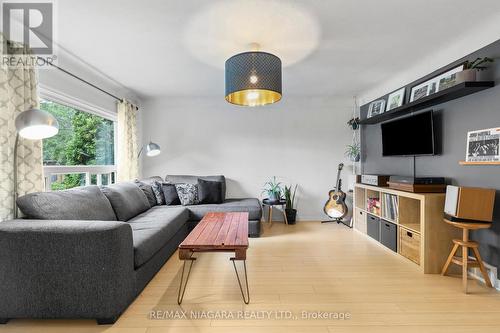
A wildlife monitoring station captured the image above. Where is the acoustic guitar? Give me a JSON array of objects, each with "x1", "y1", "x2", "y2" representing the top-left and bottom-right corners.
[{"x1": 323, "y1": 163, "x2": 348, "y2": 219}]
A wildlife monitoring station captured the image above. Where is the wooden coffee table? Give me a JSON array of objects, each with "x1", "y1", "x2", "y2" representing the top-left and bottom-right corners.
[{"x1": 177, "y1": 212, "x2": 250, "y2": 304}]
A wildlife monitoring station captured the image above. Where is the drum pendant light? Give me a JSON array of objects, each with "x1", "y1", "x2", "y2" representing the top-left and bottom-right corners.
[{"x1": 225, "y1": 46, "x2": 282, "y2": 107}]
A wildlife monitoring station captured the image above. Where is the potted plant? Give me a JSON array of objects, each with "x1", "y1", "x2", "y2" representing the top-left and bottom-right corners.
[
  {"x1": 347, "y1": 117, "x2": 360, "y2": 130},
  {"x1": 284, "y1": 184, "x2": 298, "y2": 224},
  {"x1": 262, "y1": 176, "x2": 282, "y2": 203},
  {"x1": 345, "y1": 143, "x2": 361, "y2": 162},
  {"x1": 457, "y1": 57, "x2": 494, "y2": 83}
]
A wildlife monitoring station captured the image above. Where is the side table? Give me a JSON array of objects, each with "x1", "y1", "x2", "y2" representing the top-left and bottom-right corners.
[{"x1": 262, "y1": 198, "x2": 288, "y2": 226}]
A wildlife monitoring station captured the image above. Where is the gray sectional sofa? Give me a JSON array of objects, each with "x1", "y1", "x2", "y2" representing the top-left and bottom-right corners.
[{"x1": 0, "y1": 175, "x2": 261, "y2": 324}]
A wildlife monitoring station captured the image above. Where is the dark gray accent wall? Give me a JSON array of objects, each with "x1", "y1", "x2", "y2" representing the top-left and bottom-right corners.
[{"x1": 361, "y1": 40, "x2": 500, "y2": 270}]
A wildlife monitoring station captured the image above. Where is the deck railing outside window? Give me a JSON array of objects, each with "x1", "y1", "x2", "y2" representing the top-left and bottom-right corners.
[{"x1": 43, "y1": 165, "x2": 116, "y2": 191}]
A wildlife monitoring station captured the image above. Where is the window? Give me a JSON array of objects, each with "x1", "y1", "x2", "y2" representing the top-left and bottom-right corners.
[{"x1": 40, "y1": 99, "x2": 116, "y2": 190}]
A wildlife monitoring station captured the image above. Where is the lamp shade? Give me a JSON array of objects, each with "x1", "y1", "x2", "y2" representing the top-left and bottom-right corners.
[
  {"x1": 15, "y1": 108, "x2": 59, "y2": 140},
  {"x1": 145, "y1": 142, "x2": 161, "y2": 157},
  {"x1": 225, "y1": 51, "x2": 282, "y2": 107}
]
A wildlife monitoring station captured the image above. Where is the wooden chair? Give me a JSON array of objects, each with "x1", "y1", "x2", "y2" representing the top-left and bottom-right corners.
[{"x1": 441, "y1": 219, "x2": 493, "y2": 293}]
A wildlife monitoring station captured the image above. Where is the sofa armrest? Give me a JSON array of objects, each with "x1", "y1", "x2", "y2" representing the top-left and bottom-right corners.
[{"x1": 0, "y1": 220, "x2": 135, "y2": 321}]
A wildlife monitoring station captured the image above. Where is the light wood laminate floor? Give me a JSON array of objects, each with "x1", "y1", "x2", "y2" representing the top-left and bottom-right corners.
[{"x1": 2, "y1": 221, "x2": 500, "y2": 333}]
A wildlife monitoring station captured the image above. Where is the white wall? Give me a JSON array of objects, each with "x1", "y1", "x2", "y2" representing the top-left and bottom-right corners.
[{"x1": 141, "y1": 95, "x2": 354, "y2": 221}]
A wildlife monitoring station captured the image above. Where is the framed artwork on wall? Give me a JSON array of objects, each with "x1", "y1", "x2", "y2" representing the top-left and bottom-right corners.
[
  {"x1": 367, "y1": 99, "x2": 386, "y2": 118},
  {"x1": 410, "y1": 65, "x2": 465, "y2": 102},
  {"x1": 465, "y1": 127, "x2": 500, "y2": 162},
  {"x1": 436, "y1": 65, "x2": 464, "y2": 91},
  {"x1": 386, "y1": 88, "x2": 405, "y2": 111}
]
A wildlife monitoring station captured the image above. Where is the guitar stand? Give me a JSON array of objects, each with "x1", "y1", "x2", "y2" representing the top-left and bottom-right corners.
[{"x1": 321, "y1": 218, "x2": 353, "y2": 228}]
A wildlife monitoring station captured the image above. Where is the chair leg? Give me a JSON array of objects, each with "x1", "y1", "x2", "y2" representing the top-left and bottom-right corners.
[
  {"x1": 472, "y1": 247, "x2": 493, "y2": 288},
  {"x1": 462, "y1": 246, "x2": 469, "y2": 293},
  {"x1": 442, "y1": 243, "x2": 459, "y2": 276}
]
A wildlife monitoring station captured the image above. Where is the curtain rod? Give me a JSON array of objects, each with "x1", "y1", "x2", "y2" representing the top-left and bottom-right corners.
[{"x1": 37, "y1": 57, "x2": 138, "y2": 110}]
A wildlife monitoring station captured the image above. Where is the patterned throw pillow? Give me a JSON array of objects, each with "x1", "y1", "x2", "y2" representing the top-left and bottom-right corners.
[
  {"x1": 151, "y1": 180, "x2": 165, "y2": 205},
  {"x1": 175, "y1": 183, "x2": 199, "y2": 206}
]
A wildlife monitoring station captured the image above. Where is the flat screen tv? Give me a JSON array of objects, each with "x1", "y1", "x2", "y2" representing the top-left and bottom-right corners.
[{"x1": 381, "y1": 111, "x2": 436, "y2": 156}]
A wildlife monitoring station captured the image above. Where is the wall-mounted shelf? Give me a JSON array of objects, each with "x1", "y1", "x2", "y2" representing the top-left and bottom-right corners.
[
  {"x1": 359, "y1": 81, "x2": 495, "y2": 125},
  {"x1": 459, "y1": 161, "x2": 500, "y2": 165}
]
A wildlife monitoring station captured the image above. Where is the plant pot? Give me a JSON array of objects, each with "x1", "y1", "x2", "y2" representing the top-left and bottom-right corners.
[
  {"x1": 350, "y1": 153, "x2": 361, "y2": 162},
  {"x1": 268, "y1": 192, "x2": 280, "y2": 203},
  {"x1": 456, "y1": 69, "x2": 477, "y2": 83},
  {"x1": 285, "y1": 208, "x2": 297, "y2": 224}
]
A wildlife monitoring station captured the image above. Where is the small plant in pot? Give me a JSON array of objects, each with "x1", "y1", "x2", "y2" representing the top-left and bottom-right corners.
[
  {"x1": 347, "y1": 117, "x2": 360, "y2": 130},
  {"x1": 262, "y1": 176, "x2": 282, "y2": 203},
  {"x1": 457, "y1": 57, "x2": 494, "y2": 82},
  {"x1": 345, "y1": 143, "x2": 361, "y2": 162},
  {"x1": 284, "y1": 184, "x2": 298, "y2": 224}
]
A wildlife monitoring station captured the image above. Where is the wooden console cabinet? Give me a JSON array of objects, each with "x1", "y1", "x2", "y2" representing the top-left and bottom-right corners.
[{"x1": 354, "y1": 183, "x2": 460, "y2": 274}]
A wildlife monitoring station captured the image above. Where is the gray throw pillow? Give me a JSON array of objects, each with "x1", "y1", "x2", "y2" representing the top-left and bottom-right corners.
[
  {"x1": 198, "y1": 179, "x2": 223, "y2": 204},
  {"x1": 175, "y1": 183, "x2": 199, "y2": 206},
  {"x1": 151, "y1": 180, "x2": 165, "y2": 205},
  {"x1": 161, "y1": 183, "x2": 180, "y2": 205},
  {"x1": 135, "y1": 180, "x2": 157, "y2": 207}
]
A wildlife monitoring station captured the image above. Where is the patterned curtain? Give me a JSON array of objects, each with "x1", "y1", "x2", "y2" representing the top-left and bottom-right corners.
[
  {"x1": 0, "y1": 35, "x2": 43, "y2": 221},
  {"x1": 116, "y1": 100, "x2": 139, "y2": 182}
]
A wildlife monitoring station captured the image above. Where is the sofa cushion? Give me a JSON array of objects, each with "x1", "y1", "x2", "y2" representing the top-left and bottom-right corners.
[
  {"x1": 151, "y1": 180, "x2": 165, "y2": 205},
  {"x1": 16, "y1": 185, "x2": 117, "y2": 221},
  {"x1": 175, "y1": 183, "x2": 199, "y2": 206},
  {"x1": 101, "y1": 182, "x2": 151, "y2": 221},
  {"x1": 198, "y1": 179, "x2": 223, "y2": 204},
  {"x1": 135, "y1": 180, "x2": 157, "y2": 207},
  {"x1": 165, "y1": 175, "x2": 226, "y2": 201},
  {"x1": 128, "y1": 206, "x2": 189, "y2": 267},
  {"x1": 186, "y1": 198, "x2": 262, "y2": 221},
  {"x1": 161, "y1": 183, "x2": 180, "y2": 205}
]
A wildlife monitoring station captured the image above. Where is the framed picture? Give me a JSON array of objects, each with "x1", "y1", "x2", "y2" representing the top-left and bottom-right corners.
[
  {"x1": 410, "y1": 79, "x2": 435, "y2": 102},
  {"x1": 465, "y1": 127, "x2": 500, "y2": 162},
  {"x1": 386, "y1": 88, "x2": 405, "y2": 111},
  {"x1": 367, "y1": 99, "x2": 386, "y2": 118},
  {"x1": 436, "y1": 65, "x2": 464, "y2": 91},
  {"x1": 410, "y1": 65, "x2": 464, "y2": 102}
]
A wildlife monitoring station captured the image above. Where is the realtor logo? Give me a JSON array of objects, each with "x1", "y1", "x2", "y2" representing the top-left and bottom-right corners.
[{"x1": 2, "y1": 1, "x2": 53, "y2": 54}]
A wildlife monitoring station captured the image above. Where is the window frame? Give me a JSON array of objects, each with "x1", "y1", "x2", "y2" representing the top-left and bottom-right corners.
[{"x1": 39, "y1": 85, "x2": 118, "y2": 190}]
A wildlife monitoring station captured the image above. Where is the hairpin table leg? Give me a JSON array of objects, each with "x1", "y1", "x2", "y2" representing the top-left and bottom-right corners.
[
  {"x1": 231, "y1": 258, "x2": 250, "y2": 304},
  {"x1": 177, "y1": 257, "x2": 196, "y2": 305}
]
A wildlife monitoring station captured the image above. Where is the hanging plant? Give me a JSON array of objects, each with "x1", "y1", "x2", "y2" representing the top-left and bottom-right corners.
[
  {"x1": 345, "y1": 143, "x2": 361, "y2": 162},
  {"x1": 347, "y1": 117, "x2": 360, "y2": 130}
]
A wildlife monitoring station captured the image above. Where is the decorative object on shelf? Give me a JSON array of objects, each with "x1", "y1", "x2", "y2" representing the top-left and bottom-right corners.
[
  {"x1": 437, "y1": 65, "x2": 464, "y2": 91},
  {"x1": 386, "y1": 87, "x2": 405, "y2": 111},
  {"x1": 284, "y1": 184, "x2": 298, "y2": 224},
  {"x1": 138, "y1": 141, "x2": 161, "y2": 158},
  {"x1": 345, "y1": 143, "x2": 361, "y2": 162},
  {"x1": 262, "y1": 176, "x2": 283, "y2": 203},
  {"x1": 347, "y1": 117, "x2": 360, "y2": 130},
  {"x1": 409, "y1": 65, "x2": 464, "y2": 102},
  {"x1": 225, "y1": 44, "x2": 282, "y2": 107},
  {"x1": 322, "y1": 163, "x2": 349, "y2": 226},
  {"x1": 367, "y1": 99, "x2": 386, "y2": 118},
  {"x1": 457, "y1": 57, "x2": 494, "y2": 83},
  {"x1": 13, "y1": 108, "x2": 59, "y2": 218},
  {"x1": 465, "y1": 127, "x2": 499, "y2": 163}
]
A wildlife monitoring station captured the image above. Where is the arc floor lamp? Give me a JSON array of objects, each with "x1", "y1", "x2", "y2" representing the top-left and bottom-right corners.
[{"x1": 13, "y1": 108, "x2": 59, "y2": 218}]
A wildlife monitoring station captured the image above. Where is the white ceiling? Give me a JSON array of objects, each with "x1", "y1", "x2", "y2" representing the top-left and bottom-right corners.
[{"x1": 56, "y1": 0, "x2": 500, "y2": 100}]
